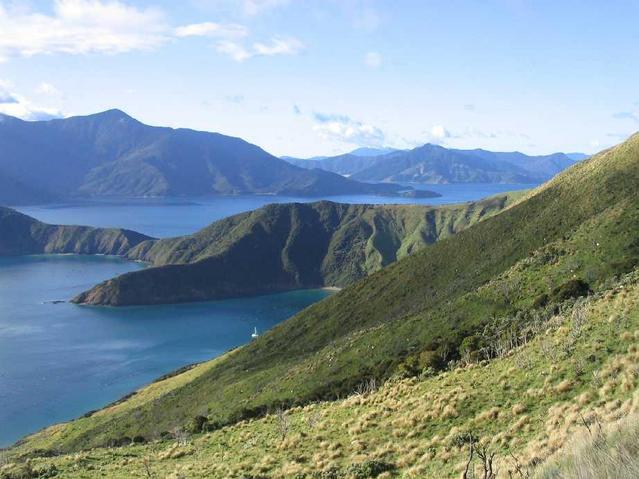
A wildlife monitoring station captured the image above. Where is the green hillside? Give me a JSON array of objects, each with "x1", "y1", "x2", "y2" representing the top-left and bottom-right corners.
[
  {"x1": 6, "y1": 265, "x2": 639, "y2": 478},
  {"x1": 73, "y1": 196, "x2": 517, "y2": 306},
  {"x1": 10, "y1": 132, "x2": 639, "y2": 459},
  {"x1": 0, "y1": 206, "x2": 152, "y2": 256}
]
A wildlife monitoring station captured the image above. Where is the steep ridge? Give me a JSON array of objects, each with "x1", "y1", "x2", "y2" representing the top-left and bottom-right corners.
[
  {"x1": 12, "y1": 133, "x2": 639, "y2": 454},
  {"x1": 0, "y1": 110, "x2": 409, "y2": 204},
  {"x1": 72, "y1": 195, "x2": 518, "y2": 306},
  {"x1": 0, "y1": 206, "x2": 152, "y2": 256}
]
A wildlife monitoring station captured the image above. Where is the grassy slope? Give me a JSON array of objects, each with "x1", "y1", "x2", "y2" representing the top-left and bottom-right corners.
[
  {"x1": 534, "y1": 412, "x2": 639, "y2": 479},
  {"x1": 7, "y1": 268, "x2": 639, "y2": 478},
  {"x1": 0, "y1": 206, "x2": 152, "y2": 256},
  {"x1": 12, "y1": 133, "x2": 639, "y2": 455},
  {"x1": 73, "y1": 196, "x2": 518, "y2": 305}
]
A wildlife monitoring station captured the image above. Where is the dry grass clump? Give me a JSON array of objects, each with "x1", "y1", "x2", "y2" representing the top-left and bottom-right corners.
[
  {"x1": 511, "y1": 403, "x2": 527, "y2": 415},
  {"x1": 474, "y1": 406, "x2": 500, "y2": 423},
  {"x1": 555, "y1": 379, "x2": 573, "y2": 394},
  {"x1": 157, "y1": 443, "x2": 195, "y2": 460},
  {"x1": 621, "y1": 331, "x2": 634, "y2": 342},
  {"x1": 534, "y1": 413, "x2": 639, "y2": 479}
]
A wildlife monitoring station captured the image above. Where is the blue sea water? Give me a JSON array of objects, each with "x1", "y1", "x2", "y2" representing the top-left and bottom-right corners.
[
  {"x1": 0, "y1": 255, "x2": 331, "y2": 446},
  {"x1": 1, "y1": 183, "x2": 536, "y2": 447},
  {"x1": 15, "y1": 183, "x2": 536, "y2": 238}
]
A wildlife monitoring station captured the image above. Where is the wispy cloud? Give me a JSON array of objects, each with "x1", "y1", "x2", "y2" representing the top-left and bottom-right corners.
[
  {"x1": 0, "y1": 80, "x2": 63, "y2": 120},
  {"x1": 613, "y1": 111, "x2": 639, "y2": 122},
  {"x1": 0, "y1": 86, "x2": 18, "y2": 104},
  {"x1": 174, "y1": 22, "x2": 247, "y2": 39},
  {"x1": 0, "y1": 1, "x2": 294, "y2": 63},
  {"x1": 216, "y1": 36, "x2": 303, "y2": 62},
  {"x1": 0, "y1": 0, "x2": 168, "y2": 59},
  {"x1": 36, "y1": 82, "x2": 61, "y2": 96},
  {"x1": 312, "y1": 112, "x2": 386, "y2": 147},
  {"x1": 364, "y1": 51, "x2": 382, "y2": 68}
]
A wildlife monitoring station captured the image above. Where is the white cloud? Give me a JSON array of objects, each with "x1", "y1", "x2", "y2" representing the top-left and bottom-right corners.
[
  {"x1": 364, "y1": 51, "x2": 382, "y2": 68},
  {"x1": 430, "y1": 125, "x2": 450, "y2": 140},
  {"x1": 217, "y1": 36, "x2": 303, "y2": 62},
  {"x1": 0, "y1": 0, "x2": 169, "y2": 58},
  {"x1": 0, "y1": 80, "x2": 63, "y2": 120},
  {"x1": 36, "y1": 82, "x2": 61, "y2": 96},
  {"x1": 0, "y1": 1, "x2": 300, "y2": 64},
  {"x1": 216, "y1": 41, "x2": 252, "y2": 61},
  {"x1": 313, "y1": 112, "x2": 385, "y2": 147},
  {"x1": 174, "y1": 22, "x2": 247, "y2": 39},
  {"x1": 253, "y1": 36, "x2": 303, "y2": 56}
]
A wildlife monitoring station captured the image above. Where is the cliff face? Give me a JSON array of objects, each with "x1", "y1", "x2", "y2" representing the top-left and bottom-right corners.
[
  {"x1": 72, "y1": 195, "x2": 517, "y2": 306},
  {"x1": 0, "y1": 207, "x2": 153, "y2": 256}
]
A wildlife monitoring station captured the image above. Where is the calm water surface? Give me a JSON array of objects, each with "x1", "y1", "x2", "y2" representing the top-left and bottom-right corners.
[
  {"x1": 0, "y1": 255, "x2": 330, "y2": 446},
  {"x1": 2, "y1": 184, "x2": 536, "y2": 446},
  {"x1": 16, "y1": 184, "x2": 536, "y2": 238}
]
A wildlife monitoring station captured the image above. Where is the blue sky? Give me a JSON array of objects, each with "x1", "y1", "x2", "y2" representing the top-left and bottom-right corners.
[{"x1": 0, "y1": 0, "x2": 637, "y2": 157}]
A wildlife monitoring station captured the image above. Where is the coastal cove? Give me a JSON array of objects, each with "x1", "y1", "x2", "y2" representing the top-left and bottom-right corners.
[{"x1": 0, "y1": 254, "x2": 331, "y2": 447}]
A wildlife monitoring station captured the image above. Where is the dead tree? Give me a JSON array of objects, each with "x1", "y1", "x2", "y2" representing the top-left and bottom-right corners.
[
  {"x1": 275, "y1": 408, "x2": 290, "y2": 441},
  {"x1": 461, "y1": 433, "x2": 497, "y2": 479}
]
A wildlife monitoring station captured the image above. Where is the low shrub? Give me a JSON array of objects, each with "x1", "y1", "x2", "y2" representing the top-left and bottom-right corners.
[{"x1": 551, "y1": 279, "x2": 591, "y2": 302}]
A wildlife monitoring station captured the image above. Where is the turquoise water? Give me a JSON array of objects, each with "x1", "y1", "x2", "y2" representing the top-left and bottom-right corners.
[
  {"x1": 0, "y1": 255, "x2": 331, "y2": 447},
  {"x1": 15, "y1": 184, "x2": 536, "y2": 238}
]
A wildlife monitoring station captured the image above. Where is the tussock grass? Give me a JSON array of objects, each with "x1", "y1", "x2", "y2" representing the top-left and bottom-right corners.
[{"x1": 534, "y1": 413, "x2": 639, "y2": 479}]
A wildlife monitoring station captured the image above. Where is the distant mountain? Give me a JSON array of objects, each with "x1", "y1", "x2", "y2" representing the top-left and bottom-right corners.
[
  {"x1": 72, "y1": 195, "x2": 517, "y2": 306},
  {"x1": 283, "y1": 143, "x2": 584, "y2": 183},
  {"x1": 348, "y1": 147, "x2": 400, "y2": 157},
  {"x1": 0, "y1": 206, "x2": 152, "y2": 256},
  {"x1": 282, "y1": 147, "x2": 400, "y2": 176},
  {"x1": 283, "y1": 153, "x2": 379, "y2": 176},
  {"x1": 448, "y1": 148, "x2": 578, "y2": 181},
  {"x1": 0, "y1": 110, "x2": 410, "y2": 205},
  {"x1": 565, "y1": 152, "x2": 590, "y2": 161}
]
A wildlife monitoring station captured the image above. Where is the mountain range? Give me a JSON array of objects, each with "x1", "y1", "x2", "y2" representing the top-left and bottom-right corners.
[
  {"x1": 0, "y1": 111, "x2": 413, "y2": 205},
  {"x1": 285, "y1": 144, "x2": 587, "y2": 183}
]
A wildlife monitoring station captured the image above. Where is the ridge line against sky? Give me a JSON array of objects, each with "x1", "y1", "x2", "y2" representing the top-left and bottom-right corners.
[{"x1": 0, "y1": 0, "x2": 637, "y2": 157}]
